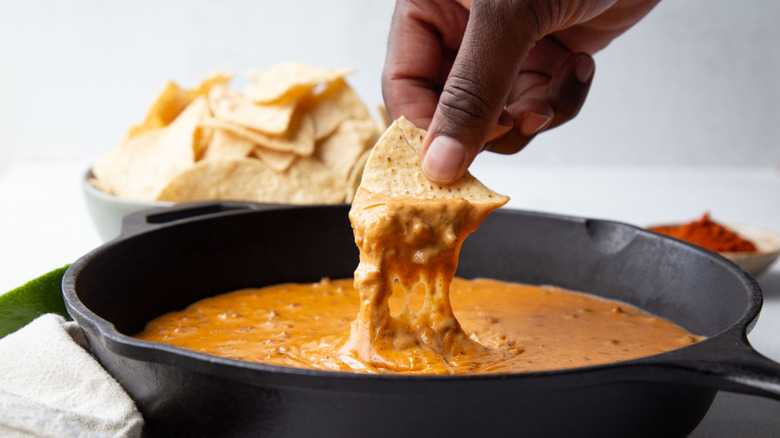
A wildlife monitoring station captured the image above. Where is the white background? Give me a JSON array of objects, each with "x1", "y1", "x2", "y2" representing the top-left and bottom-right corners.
[{"x1": 1, "y1": 0, "x2": 779, "y2": 172}]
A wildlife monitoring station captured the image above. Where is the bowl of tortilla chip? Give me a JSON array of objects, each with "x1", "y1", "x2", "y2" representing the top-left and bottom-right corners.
[{"x1": 84, "y1": 63, "x2": 385, "y2": 241}]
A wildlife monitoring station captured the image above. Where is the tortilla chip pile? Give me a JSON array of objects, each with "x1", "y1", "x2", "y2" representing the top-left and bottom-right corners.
[{"x1": 91, "y1": 63, "x2": 385, "y2": 204}]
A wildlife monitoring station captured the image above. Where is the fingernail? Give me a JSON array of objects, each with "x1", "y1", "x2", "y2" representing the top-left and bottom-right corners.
[
  {"x1": 422, "y1": 136, "x2": 466, "y2": 183},
  {"x1": 487, "y1": 111, "x2": 514, "y2": 142},
  {"x1": 575, "y1": 56, "x2": 595, "y2": 83},
  {"x1": 487, "y1": 123, "x2": 512, "y2": 142},
  {"x1": 520, "y1": 113, "x2": 552, "y2": 137}
]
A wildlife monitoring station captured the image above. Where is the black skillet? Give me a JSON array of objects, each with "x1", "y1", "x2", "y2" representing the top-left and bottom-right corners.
[{"x1": 62, "y1": 202, "x2": 780, "y2": 438}]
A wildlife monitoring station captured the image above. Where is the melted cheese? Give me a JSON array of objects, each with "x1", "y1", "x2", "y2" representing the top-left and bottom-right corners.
[
  {"x1": 336, "y1": 189, "x2": 514, "y2": 372},
  {"x1": 135, "y1": 277, "x2": 702, "y2": 374},
  {"x1": 135, "y1": 189, "x2": 703, "y2": 374}
]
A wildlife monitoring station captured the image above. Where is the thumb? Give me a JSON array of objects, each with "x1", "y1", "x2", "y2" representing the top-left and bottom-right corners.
[{"x1": 422, "y1": 1, "x2": 538, "y2": 183}]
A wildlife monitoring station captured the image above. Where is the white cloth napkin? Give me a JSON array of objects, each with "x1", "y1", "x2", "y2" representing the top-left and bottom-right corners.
[{"x1": 0, "y1": 314, "x2": 143, "y2": 437}]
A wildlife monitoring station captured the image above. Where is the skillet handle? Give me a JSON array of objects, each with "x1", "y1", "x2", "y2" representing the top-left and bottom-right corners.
[
  {"x1": 119, "y1": 201, "x2": 287, "y2": 237},
  {"x1": 663, "y1": 331, "x2": 780, "y2": 401}
]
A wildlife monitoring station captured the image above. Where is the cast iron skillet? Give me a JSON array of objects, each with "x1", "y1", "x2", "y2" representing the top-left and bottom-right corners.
[{"x1": 63, "y1": 202, "x2": 780, "y2": 438}]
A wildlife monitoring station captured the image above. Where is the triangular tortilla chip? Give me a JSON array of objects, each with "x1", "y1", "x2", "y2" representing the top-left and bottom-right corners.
[
  {"x1": 252, "y1": 146, "x2": 298, "y2": 172},
  {"x1": 345, "y1": 148, "x2": 371, "y2": 204},
  {"x1": 375, "y1": 104, "x2": 391, "y2": 131},
  {"x1": 208, "y1": 83, "x2": 297, "y2": 135},
  {"x1": 304, "y1": 78, "x2": 373, "y2": 140},
  {"x1": 94, "y1": 97, "x2": 211, "y2": 200},
  {"x1": 126, "y1": 81, "x2": 183, "y2": 137},
  {"x1": 156, "y1": 157, "x2": 345, "y2": 204},
  {"x1": 244, "y1": 63, "x2": 354, "y2": 104},
  {"x1": 358, "y1": 117, "x2": 509, "y2": 206},
  {"x1": 128, "y1": 71, "x2": 231, "y2": 138},
  {"x1": 315, "y1": 119, "x2": 378, "y2": 180},
  {"x1": 202, "y1": 129, "x2": 256, "y2": 161},
  {"x1": 200, "y1": 113, "x2": 315, "y2": 156}
]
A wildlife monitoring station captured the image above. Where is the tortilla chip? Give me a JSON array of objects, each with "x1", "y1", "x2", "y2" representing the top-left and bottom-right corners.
[
  {"x1": 345, "y1": 148, "x2": 371, "y2": 204},
  {"x1": 358, "y1": 117, "x2": 509, "y2": 206},
  {"x1": 128, "y1": 71, "x2": 230, "y2": 138},
  {"x1": 202, "y1": 125, "x2": 296, "y2": 171},
  {"x1": 94, "y1": 97, "x2": 210, "y2": 200},
  {"x1": 87, "y1": 176, "x2": 114, "y2": 195},
  {"x1": 201, "y1": 113, "x2": 316, "y2": 156},
  {"x1": 126, "y1": 81, "x2": 183, "y2": 137},
  {"x1": 251, "y1": 146, "x2": 297, "y2": 173},
  {"x1": 305, "y1": 78, "x2": 372, "y2": 140},
  {"x1": 244, "y1": 63, "x2": 354, "y2": 104},
  {"x1": 156, "y1": 157, "x2": 345, "y2": 204},
  {"x1": 193, "y1": 124, "x2": 214, "y2": 162},
  {"x1": 376, "y1": 104, "x2": 390, "y2": 131},
  {"x1": 315, "y1": 119, "x2": 378, "y2": 180},
  {"x1": 189, "y1": 70, "x2": 233, "y2": 99},
  {"x1": 208, "y1": 84, "x2": 297, "y2": 135},
  {"x1": 202, "y1": 129, "x2": 255, "y2": 161}
]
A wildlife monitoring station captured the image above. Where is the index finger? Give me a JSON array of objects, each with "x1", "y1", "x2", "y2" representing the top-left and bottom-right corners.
[{"x1": 381, "y1": 1, "x2": 467, "y2": 129}]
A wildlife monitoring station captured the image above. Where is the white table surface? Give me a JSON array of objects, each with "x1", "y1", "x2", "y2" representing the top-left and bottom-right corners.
[{"x1": 1, "y1": 157, "x2": 779, "y2": 436}]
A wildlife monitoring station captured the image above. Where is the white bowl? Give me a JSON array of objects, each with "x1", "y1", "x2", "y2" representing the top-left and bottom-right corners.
[
  {"x1": 82, "y1": 169, "x2": 173, "y2": 241},
  {"x1": 717, "y1": 224, "x2": 780, "y2": 277}
]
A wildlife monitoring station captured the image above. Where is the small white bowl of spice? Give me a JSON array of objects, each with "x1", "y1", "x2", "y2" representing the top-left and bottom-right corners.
[{"x1": 650, "y1": 213, "x2": 780, "y2": 277}]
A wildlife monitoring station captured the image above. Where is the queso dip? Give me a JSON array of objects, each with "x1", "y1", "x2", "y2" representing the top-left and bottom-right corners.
[{"x1": 135, "y1": 277, "x2": 702, "y2": 374}]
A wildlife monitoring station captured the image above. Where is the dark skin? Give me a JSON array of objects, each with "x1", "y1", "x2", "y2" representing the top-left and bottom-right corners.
[{"x1": 382, "y1": 0, "x2": 661, "y2": 183}]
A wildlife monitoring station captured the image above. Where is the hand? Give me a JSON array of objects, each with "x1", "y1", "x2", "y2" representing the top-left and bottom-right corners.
[{"x1": 382, "y1": 0, "x2": 660, "y2": 183}]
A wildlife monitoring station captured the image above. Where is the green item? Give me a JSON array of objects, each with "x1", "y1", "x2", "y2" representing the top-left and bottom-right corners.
[{"x1": 0, "y1": 265, "x2": 71, "y2": 338}]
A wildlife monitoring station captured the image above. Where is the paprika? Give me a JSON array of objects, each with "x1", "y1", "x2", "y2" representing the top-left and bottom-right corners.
[{"x1": 651, "y1": 213, "x2": 757, "y2": 253}]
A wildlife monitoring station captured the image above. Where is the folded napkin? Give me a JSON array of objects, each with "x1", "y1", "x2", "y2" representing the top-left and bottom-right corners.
[{"x1": 0, "y1": 314, "x2": 143, "y2": 437}]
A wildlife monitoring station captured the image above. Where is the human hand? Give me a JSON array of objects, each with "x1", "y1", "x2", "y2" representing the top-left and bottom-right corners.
[{"x1": 382, "y1": 0, "x2": 660, "y2": 183}]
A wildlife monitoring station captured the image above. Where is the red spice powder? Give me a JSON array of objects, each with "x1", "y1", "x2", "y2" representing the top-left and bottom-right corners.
[{"x1": 651, "y1": 213, "x2": 757, "y2": 253}]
